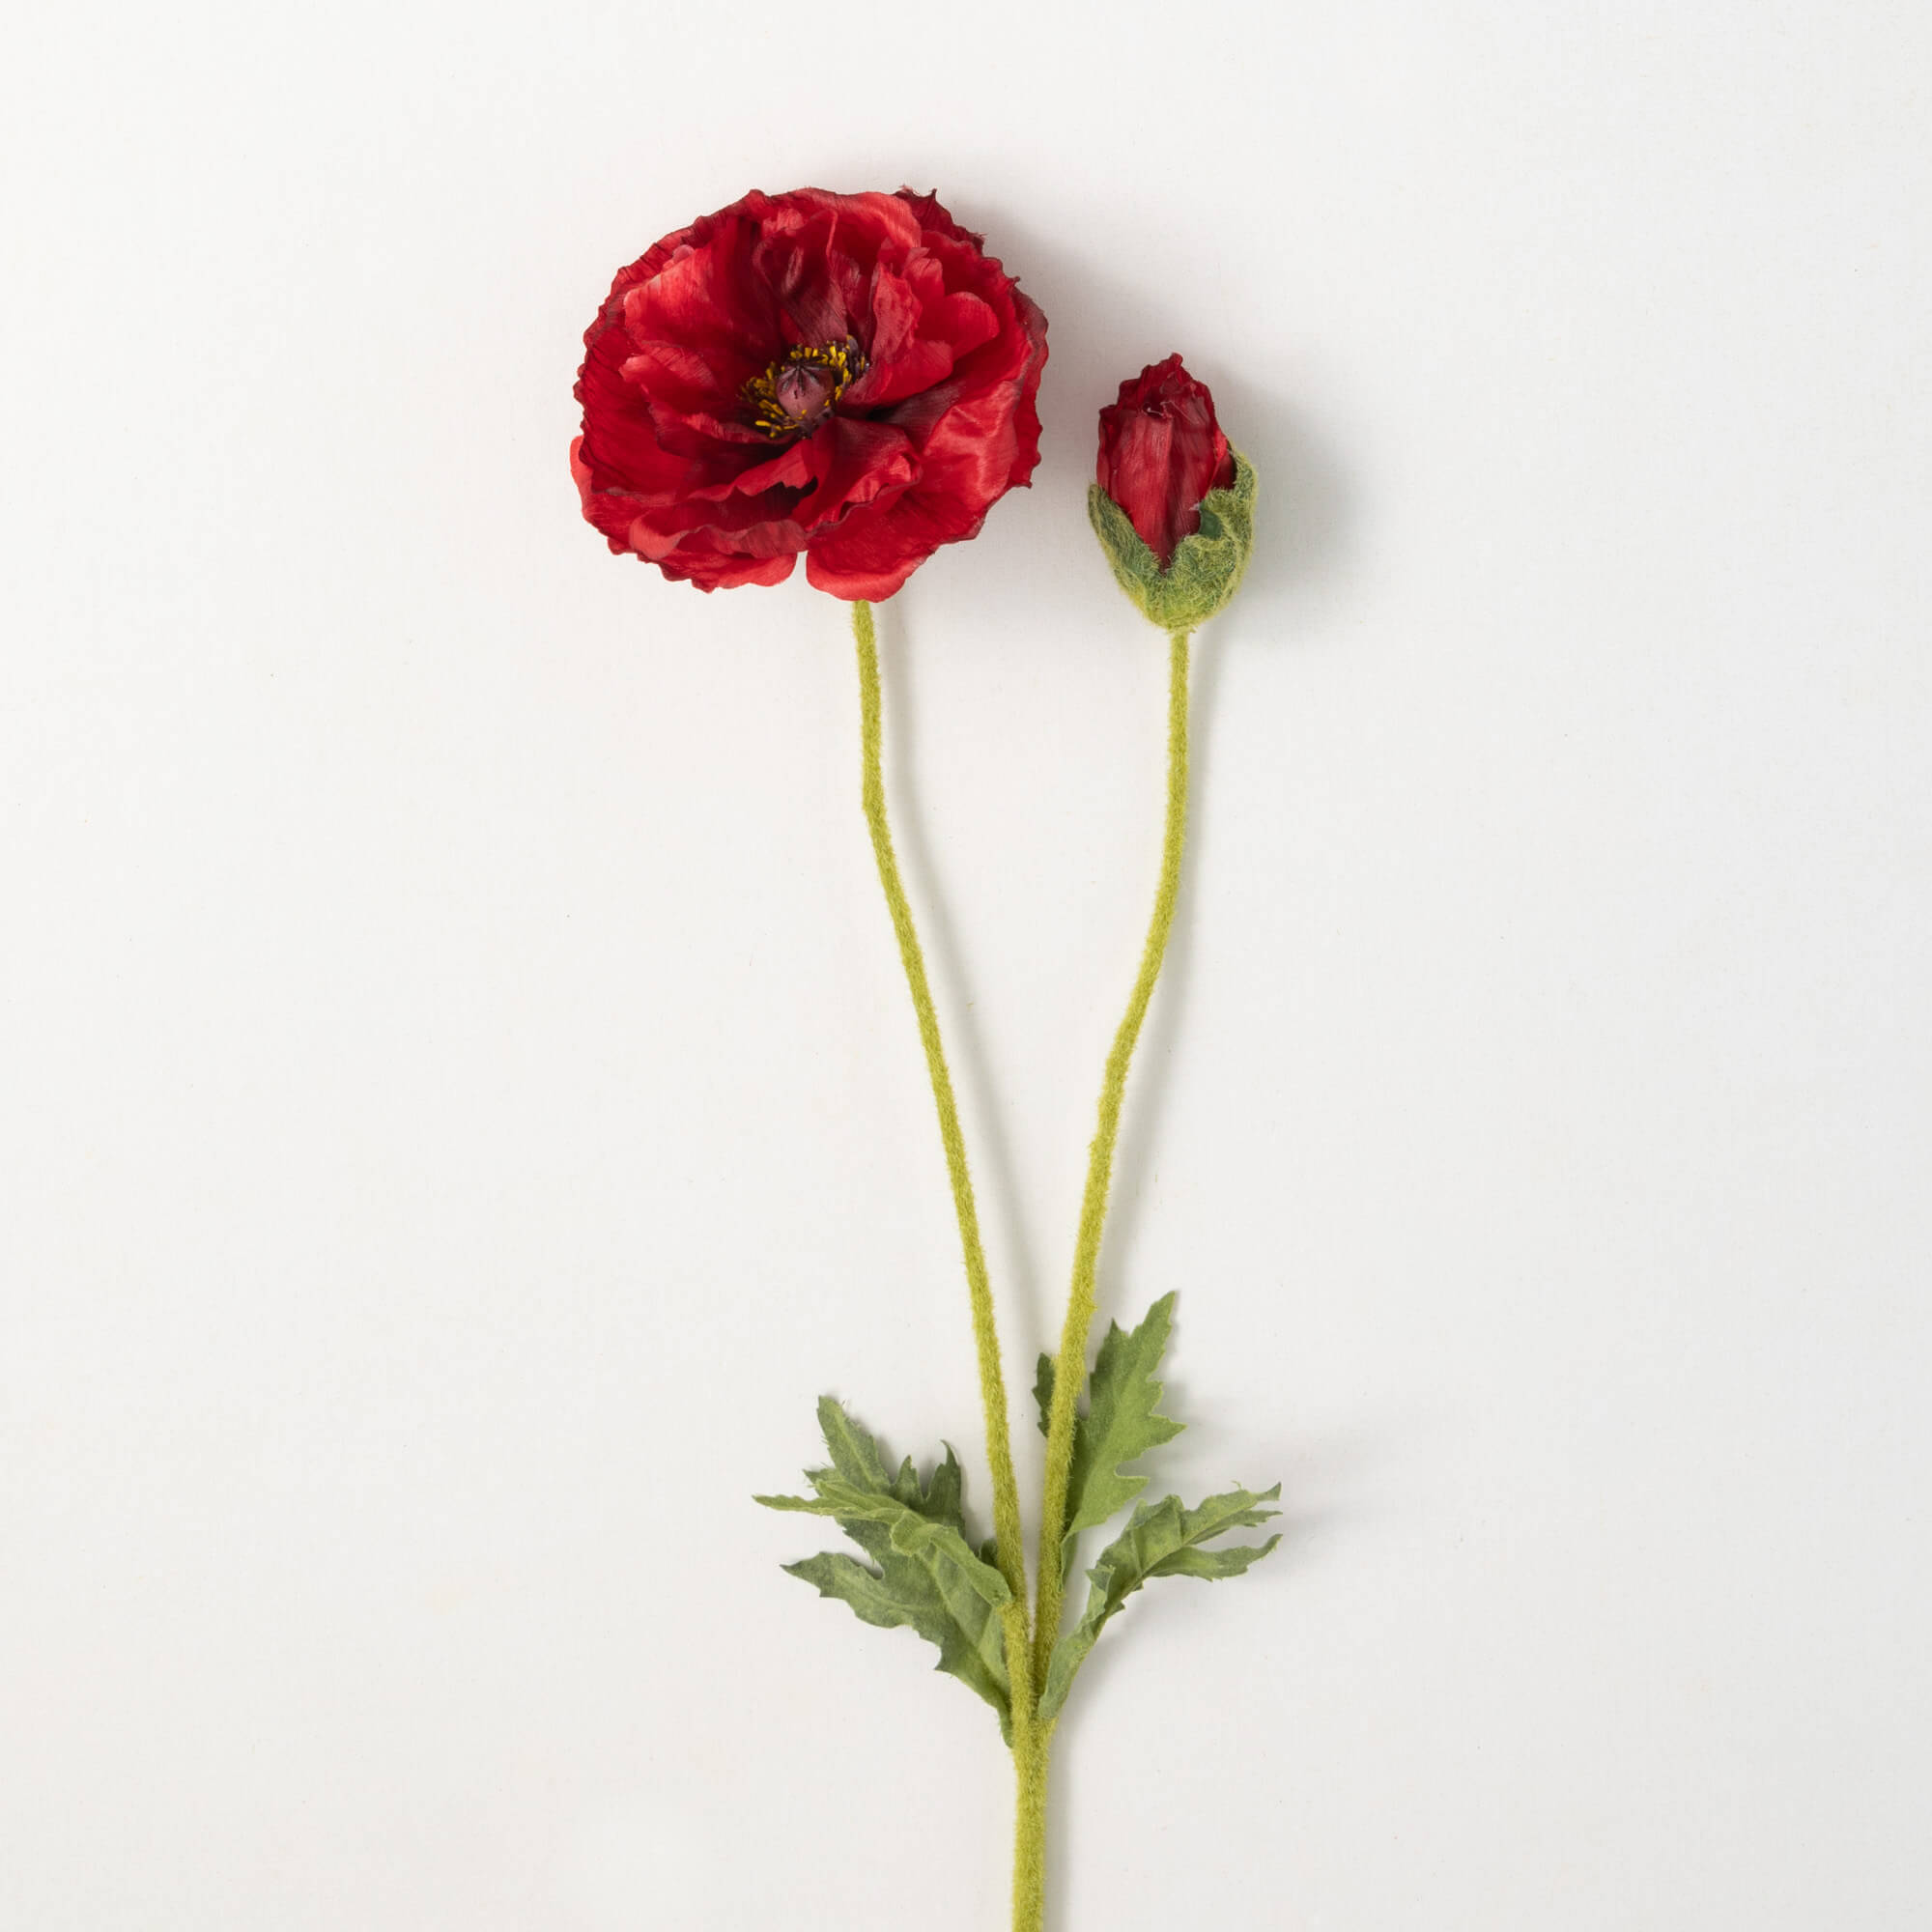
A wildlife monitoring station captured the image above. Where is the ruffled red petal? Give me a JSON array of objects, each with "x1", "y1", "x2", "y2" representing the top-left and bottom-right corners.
[
  {"x1": 573, "y1": 185, "x2": 1047, "y2": 597},
  {"x1": 1095, "y1": 355, "x2": 1232, "y2": 564}
]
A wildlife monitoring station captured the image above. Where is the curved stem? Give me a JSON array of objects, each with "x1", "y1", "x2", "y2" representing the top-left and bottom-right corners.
[
  {"x1": 850, "y1": 601, "x2": 1035, "y2": 1711},
  {"x1": 1033, "y1": 632, "x2": 1192, "y2": 1688}
]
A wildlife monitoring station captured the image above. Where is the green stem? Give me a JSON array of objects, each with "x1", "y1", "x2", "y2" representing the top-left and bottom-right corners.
[
  {"x1": 1011, "y1": 1729, "x2": 1051, "y2": 1932},
  {"x1": 1033, "y1": 632, "x2": 1192, "y2": 1688},
  {"x1": 849, "y1": 598, "x2": 1036, "y2": 1714}
]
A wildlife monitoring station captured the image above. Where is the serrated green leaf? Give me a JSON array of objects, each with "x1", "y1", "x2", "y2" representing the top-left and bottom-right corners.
[
  {"x1": 757, "y1": 1401, "x2": 1013, "y2": 1735},
  {"x1": 814, "y1": 1392, "x2": 894, "y2": 1490},
  {"x1": 1145, "y1": 1489, "x2": 1283, "y2": 1577},
  {"x1": 1037, "y1": 1482, "x2": 1282, "y2": 1724},
  {"x1": 781, "y1": 1549, "x2": 1012, "y2": 1730},
  {"x1": 756, "y1": 1475, "x2": 1010, "y2": 1605},
  {"x1": 1063, "y1": 1293, "x2": 1185, "y2": 1550},
  {"x1": 924, "y1": 1442, "x2": 964, "y2": 1526},
  {"x1": 1033, "y1": 1352, "x2": 1056, "y2": 1437}
]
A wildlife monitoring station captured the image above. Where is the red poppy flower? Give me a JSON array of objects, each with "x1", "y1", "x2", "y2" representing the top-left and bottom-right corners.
[
  {"x1": 1094, "y1": 355, "x2": 1236, "y2": 567},
  {"x1": 572, "y1": 187, "x2": 1048, "y2": 599}
]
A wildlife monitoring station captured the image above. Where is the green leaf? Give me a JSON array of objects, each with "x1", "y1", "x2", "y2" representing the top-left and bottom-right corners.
[
  {"x1": 814, "y1": 1392, "x2": 897, "y2": 1491},
  {"x1": 780, "y1": 1550, "x2": 1012, "y2": 1732},
  {"x1": 1037, "y1": 1483, "x2": 1282, "y2": 1725},
  {"x1": 758, "y1": 1475, "x2": 1009, "y2": 1605},
  {"x1": 757, "y1": 1400, "x2": 1013, "y2": 1735},
  {"x1": 1035, "y1": 1295, "x2": 1186, "y2": 1581},
  {"x1": 1061, "y1": 1292, "x2": 1185, "y2": 1562}
]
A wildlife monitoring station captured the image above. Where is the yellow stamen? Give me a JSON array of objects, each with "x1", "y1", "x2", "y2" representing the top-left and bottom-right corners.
[{"x1": 742, "y1": 338, "x2": 866, "y2": 439}]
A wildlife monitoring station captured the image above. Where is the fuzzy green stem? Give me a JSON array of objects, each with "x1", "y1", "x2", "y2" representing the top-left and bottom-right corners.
[
  {"x1": 1011, "y1": 1729, "x2": 1051, "y2": 1932},
  {"x1": 850, "y1": 600, "x2": 1036, "y2": 1711},
  {"x1": 1033, "y1": 632, "x2": 1192, "y2": 1687}
]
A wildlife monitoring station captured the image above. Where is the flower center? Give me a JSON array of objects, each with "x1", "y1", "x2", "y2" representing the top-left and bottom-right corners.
[{"x1": 743, "y1": 338, "x2": 867, "y2": 439}]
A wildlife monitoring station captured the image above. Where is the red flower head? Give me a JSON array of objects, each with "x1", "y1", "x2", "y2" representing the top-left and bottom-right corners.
[
  {"x1": 572, "y1": 187, "x2": 1048, "y2": 600},
  {"x1": 1094, "y1": 355, "x2": 1236, "y2": 567}
]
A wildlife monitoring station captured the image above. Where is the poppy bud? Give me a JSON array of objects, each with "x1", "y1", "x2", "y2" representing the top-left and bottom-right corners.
[{"x1": 1089, "y1": 355, "x2": 1255, "y2": 632}]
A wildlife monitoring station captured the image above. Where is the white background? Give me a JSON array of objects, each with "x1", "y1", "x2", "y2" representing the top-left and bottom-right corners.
[{"x1": 4, "y1": 3, "x2": 1929, "y2": 1926}]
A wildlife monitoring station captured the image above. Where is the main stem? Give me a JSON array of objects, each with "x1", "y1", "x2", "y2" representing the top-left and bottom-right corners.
[
  {"x1": 849, "y1": 598, "x2": 1037, "y2": 1739},
  {"x1": 1011, "y1": 1728, "x2": 1050, "y2": 1932},
  {"x1": 1033, "y1": 632, "x2": 1192, "y2": 1691},
  {"x1": 852, "y1": 607, "x2": 1192, "y2": 1932}
]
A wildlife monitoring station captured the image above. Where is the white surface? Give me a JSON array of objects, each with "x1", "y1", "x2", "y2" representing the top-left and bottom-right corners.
[{"x1": 4, "y1": 3, "x2": 1929, "y2": 1926}]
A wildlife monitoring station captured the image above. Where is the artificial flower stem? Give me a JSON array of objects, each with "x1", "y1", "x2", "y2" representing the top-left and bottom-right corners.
[
  {"x1": 850, "y1": 599, "x2": 1037, "y2": 1691},
  {"x1": 1011, "y1": 1728, "x2": 1051, "y2": 1932},
  {"x1": 1033, "y1": 631, "x2": 1192, "y2": 1686}
]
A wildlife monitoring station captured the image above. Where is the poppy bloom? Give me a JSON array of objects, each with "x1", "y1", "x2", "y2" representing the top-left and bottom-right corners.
[
  {"x1": 1094, "y1": 355, "x2": 1236, "y2": 567},
  {"x1": 573, "y1": 187, "x2": 1048, "y2": 599}
]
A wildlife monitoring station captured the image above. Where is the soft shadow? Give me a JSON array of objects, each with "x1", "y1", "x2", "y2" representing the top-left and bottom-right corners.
[
  {"x1": 944, "y1": 198, "x2": 1360, "y2": 604},
  {"x1": 867, "y1": 595, "x2": 1047, "y2": 1348},
  {"x1": 859, "y1": 206, "x2": 1362, "y2": 1929},
  {"x1": 862, "y1": 201, "x2": 1359, "y2": 1522},
  {"x1": 1094, "y1": 622, "x2": 1224, "y2": 1278},
  {"x1": 1094, "y1": 411, "x2": 1353, "y2": 1282},
  {"x1": 1037, "y1": 1410, "x2": 1398, "y2": 1909},
  {"x1": 936, "y1": 203, "x2": 1358, "y2": 1306}
]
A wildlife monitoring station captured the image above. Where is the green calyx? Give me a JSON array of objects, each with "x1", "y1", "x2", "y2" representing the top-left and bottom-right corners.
[{"x1": 1089, "y1": 446, "x2": 1257, "y2": 633}]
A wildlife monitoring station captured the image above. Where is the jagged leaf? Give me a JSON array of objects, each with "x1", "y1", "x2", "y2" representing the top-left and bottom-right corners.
[
  {"x1": 1039, "y1": 1293, "x2": 1185, "y2": 1582},
  {"x1": 1033, "y1": 1352, "x2": 1057, "y2": 1437},
  {"x1": 756, "y1": 1399, "x2": 1012, "y2": 1734},
  {"x1": 758, "y1": 1475, "x2": 1009, "y2": 1605},
  {"x1": 1037, "y1": 1483, "x2": 1282, "y2": 1724},
  {"x1": 815, "y1": 1393, "x2": 895, "y2": 1490}
]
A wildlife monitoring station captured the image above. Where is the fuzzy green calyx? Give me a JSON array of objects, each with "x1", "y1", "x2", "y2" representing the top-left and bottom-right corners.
[{"x1": 1089, "y1": 447, "x2": 1257, "y2": 633}]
